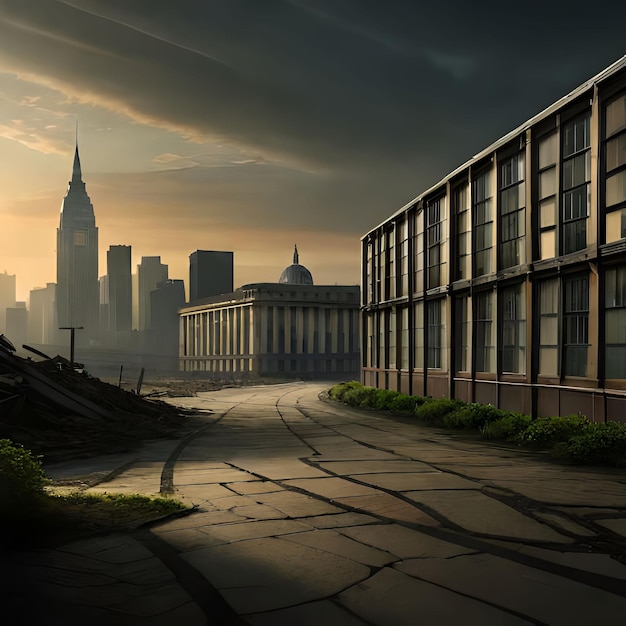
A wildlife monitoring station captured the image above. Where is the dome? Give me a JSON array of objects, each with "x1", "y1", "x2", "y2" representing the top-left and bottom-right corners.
[{"x1": 279, "y1": 245, "x2": 314, "y2": 285}]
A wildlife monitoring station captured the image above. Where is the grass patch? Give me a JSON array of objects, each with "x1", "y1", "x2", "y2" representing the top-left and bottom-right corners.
[
  {"x1": 327, "y1": 382, "x2": 626, "y2": 467},
  {"x1": 1, "y1": 438, "x2": 190, "y2": 546}
]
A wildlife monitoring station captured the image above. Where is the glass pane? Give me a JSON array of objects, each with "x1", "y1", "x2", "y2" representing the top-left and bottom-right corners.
[
  {"x1": 539, "y1": 347, "x2": 558, "y2": 375},
  {"x1": 540, "y1": 198, "x2": 557, "y2": 228},
  {"x1": 539, "y1": 168, "x2": 556, "y2": 198},
  {"x1": 606, "y1": 94, "x2": 626, "y2": 137},
  {"x1": 606, "y1": 170, "x2": 626, "y2": 208},
  {"x1": 539, "y1": 133, "x2": 558, "y2": 169},
  {"x1": 605, "y1": 308, "x2": 626, "y2": 344},
  {"x1": 606, "y1": 209, "x2": 626, "y2": 243},
  {"x1": 606, "y1": 133, "x2": 626, "y2": 172},
  {"x1": 562, "y1": 152, "x2": 590, "y2": 189},
  {"x1": 540, "y1": 316, "x2": 558, "y2": 344},
  {"x1": 606, "y1": 346, "x2": 626, "y2": 378},
  {"x1": 540, "y1": 229, "x2": 556, "y2": 260}
]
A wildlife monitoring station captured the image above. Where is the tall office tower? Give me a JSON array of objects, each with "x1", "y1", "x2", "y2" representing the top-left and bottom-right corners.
[
  {"x1": 56, "y1": 142, "x2": 99, "y2": 344},
  {"x1": 106, "y1": 245, "x2": 132, "y2": 333},
  {"x1": 6, "y1": 302, "x2": 27, "y2": 350},
  {"x1": 189, "y1": 250, "x2": 234, "y2": 301},
  {"x1": 0, "y1": 270, "x2": 16, "y2": 334},
  {"x1": 150, "y1": 279, "x2": 186, "y2": 356},
  {"x1": 137, "y1": 256, "x2": 168, "y2": 331},
  {"x1": 28, "y1": 283, "x2": 58, "y2": 346}
]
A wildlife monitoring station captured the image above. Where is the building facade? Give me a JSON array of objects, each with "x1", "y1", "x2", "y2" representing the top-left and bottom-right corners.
[
  {"x1": 180, "y1": 283, "x2": 360, "y2": 377},
  {"x1": 181, "y1": 247, "x2": 359, "y2": 377},
  {"x1": 137, "y1": 256, "x2": 168, "y2": 331},
  {"x1": 189, "y1": 250, "x2": 234, "y2": 302},
  {"x1": 56, "y1": 144, "x2": 99, "y2": 344},
  {"x1": 28, "y1": 283, "x2": 58, "y2": 346},
  {"x1": 0, "y1": 270, "x2": 16, "y2": 335},
  {"x1": 106, "y1": 245, "x2": 132, "y2": 334},
  {"x1": 361, "y1": 57, "x2": 626, "y2": 423}
]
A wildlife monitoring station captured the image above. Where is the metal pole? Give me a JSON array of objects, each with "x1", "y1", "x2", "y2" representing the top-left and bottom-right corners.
[{"x1": 59, "y1": 326, "x2": 84, "y2": 368}]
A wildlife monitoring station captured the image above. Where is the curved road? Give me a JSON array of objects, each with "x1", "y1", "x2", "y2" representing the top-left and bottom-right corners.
[{"x1": 51, "y1": 382, "x2": 626, "y2": 624}]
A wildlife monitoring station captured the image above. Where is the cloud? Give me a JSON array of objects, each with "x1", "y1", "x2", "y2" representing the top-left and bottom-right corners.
[{"x1": 2, "y1": 0, "x2": 622, "y2": 187}]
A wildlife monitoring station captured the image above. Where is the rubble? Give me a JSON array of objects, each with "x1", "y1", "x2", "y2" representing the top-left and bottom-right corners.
[{"x1": 0, "y1": 336, "x2": 201, "y2": 462}]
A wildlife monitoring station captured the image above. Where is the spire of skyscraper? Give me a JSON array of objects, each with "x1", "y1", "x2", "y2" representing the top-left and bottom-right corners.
[{"x1": 56, "y1": 133, "x2": 99, "y2": 343}]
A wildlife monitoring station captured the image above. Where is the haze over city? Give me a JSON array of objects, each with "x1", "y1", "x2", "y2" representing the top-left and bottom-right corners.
[{"x1": 1, "y1": 1, "x2": 625, "y2": 301}]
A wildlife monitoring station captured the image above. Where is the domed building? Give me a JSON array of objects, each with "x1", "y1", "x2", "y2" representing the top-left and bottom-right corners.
[
  {"x1": 179, "y1": 245, "x2": 360, "y2": 379},
  {"x1": 279, "y1": 245, "x2": 313, "y2": 285}
]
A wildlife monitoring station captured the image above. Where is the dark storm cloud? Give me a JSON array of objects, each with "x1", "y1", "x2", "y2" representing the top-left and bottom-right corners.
[{"x1": 1, "y1": 1, "x2": 625, "y2": 189}]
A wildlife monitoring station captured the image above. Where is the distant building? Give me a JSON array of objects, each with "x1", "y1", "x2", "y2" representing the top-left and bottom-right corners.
[
  {"x1": 0, "y1": 271, "x2": 16, "y2": 335},
  {"x1": 106, "y1": 245, "x2": 132, "y2": 334},
  {"x1": 189, "y1": 250, "x2": 234, "y2": 302},
  {"x1": 28, "y1": 283, "x2": 58, "y2": 346},
  {"x1": 180, "y1": 248, "x2": 360, "y2": 377},
  {"x1": 361, "y1": 56, "x2": 626, "y2": 422},
  {"x1": 56, "y1": 143, "x2": 99, "y2": 344},
  {"x1": 150, "y1": 279, "x2": 186, "y2": 357},
  {"x1": 6, "y1": 302, "x2": 27, "y2": 352},
  {"x1": 137, "y1": 256, "x2": 168, "y2": 331}
]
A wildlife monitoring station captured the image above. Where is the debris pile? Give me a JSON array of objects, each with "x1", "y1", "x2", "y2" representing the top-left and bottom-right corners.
[{"x1": 0, "y1": 336, "x2": 197, "y2": 461}]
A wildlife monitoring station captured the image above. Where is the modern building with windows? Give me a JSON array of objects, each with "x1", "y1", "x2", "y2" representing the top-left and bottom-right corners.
[
  {"x1": 361, "y1": 56, "x2": 626, "y2": 422},
  {"x1": 180, "y1": 248, "x2": 360, "y2": 378}
]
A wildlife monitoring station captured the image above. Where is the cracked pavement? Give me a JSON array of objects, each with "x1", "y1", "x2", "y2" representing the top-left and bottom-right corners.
[{"x1": 12, "y1": 381, "x2": 626, "y2": 625}]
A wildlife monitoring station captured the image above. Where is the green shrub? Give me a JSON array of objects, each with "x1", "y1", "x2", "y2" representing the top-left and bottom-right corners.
[
  {"x1": 564, "y1": 421, "x2": 626, "y2": 466},
  {"x1": 518, "y1": 414, "x2": 590, "y2": 448},
  {"x1": 371, "y1": 389, "x2": 400, "y2": 410},
  {"x1": 482, "y1": 414, "x2": 533, "y2": 441},
  {"x1": 388, "y1": 393, "x2": 427, "y2": 413},
  {"x1": 328, "y1": 380, "x2": 362, "y2": 401},
  {"x1": 0, "y1": 439, "x2": 48, "y2": 500},
  {"x1": 343, "y1": 385, "x2": 378, "y2": 408},
  {"x1": 414, "y1": 398, "x2": 464, "y2": 424},
  {"x1": 441, "y1": 407, "x2": 473, "y2": 429}
]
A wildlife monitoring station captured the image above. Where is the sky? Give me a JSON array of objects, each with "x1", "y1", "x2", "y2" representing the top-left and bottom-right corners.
[{"x1": 0, "y1": 1, "x2": 625, "y2": 302}]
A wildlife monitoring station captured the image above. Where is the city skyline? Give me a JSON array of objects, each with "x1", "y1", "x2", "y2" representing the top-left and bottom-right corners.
[{"x1": 1, "y1": 2, "x2": 625, "y2": 300}]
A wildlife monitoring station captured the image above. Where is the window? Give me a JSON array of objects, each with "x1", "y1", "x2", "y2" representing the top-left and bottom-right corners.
[
  {"x1": 605, "y1": 93, "x2": 626, "y2": 243},
  {"x1": 538, "y1": 132, "x2": 558, "y2": 260},
  {"x1": 473, "y1": 169, "x2": 494, "y2": 276},
  {"x1": 475, "y1": 292, "x2": 495, "y2": 372},
  {"x1": 500, "y1": 283, "x2": 526, "y2": 373},
  {"x1": 366, "y1": 239, "x2": 375, "y2": 304},
  {"x1": 454, "y1": 295, "x2": 470, "y2": 372},
  {"x1": 413, "y1": 209, "x2": 424, "y2": 294},
  {"x1": 561, "y1": 113, "x2": 591, "y2": 254},
  {"x1": 427, "y1": 300, "x2": 442, "y2": 368},
  {"x1": 563, "y1": 274, "x2": 589, "y2": 377},
  {"x1": 73, "y1": 230, "x2": 87, "y2": 246},
  {"x1": 499, "y1": 152, "x2": 526, "y2": 269},
  {"x1": 427, "y1": 197, "x2": 446, "y2": 289},
  {"x1": 385, "y1": 227, "x2": 396, "y2": 300},
  {"x1": 605, "y1": 266, "x2": 626, "y2": 379},
  {"x1": 400, "y1": 307, "x2": 409, "y2": 369},
  {"x1": 413, "y1": 301, "x2": 424, "y2": 369},
  {"x1": 365, "y1": 314, "x2": 374, "y2": 367},
  {"x1": 454, "y1": 184, "x2": 471, "y2": 280},
  {"x1": 538, "y1": 278, "x2": 559, "y2": 375},
  {"x1": 399, "y1": 220, "x2": 409, "y2": 297},
  {"x1": 388, "y1": 309, "x2": 397, "y2": 369}
]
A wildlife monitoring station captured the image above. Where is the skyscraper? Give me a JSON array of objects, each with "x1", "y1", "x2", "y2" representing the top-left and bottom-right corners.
[
  {"x1": 0, "y1": 270, "x2": 16, "y2": 335},
  {"x1": 137, "y1": 256, "x2": 168, "y2": 331},
  {"x1": 106, "y1": 245, "x2": 132, "y2": 334},
  {"x1": 189, "y1": 250, "x2": 234, "y2": 301},
  {"x1": 28, "y1": 283, "x2": 58, "y2": 346},
  {"x1": 56, "y1": 143, "x2": 99, "y2": 344}
]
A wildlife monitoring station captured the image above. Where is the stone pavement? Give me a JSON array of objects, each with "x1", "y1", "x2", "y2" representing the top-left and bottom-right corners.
[{"x1": 9, "y1": 382, "x2": 626, "y2": 625}]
